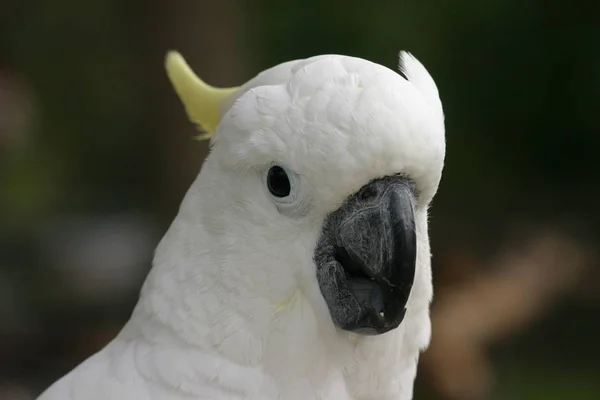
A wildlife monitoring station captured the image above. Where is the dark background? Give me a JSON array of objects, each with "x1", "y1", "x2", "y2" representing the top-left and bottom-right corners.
[{"x1": 1, "y1": 1, "x2": 599, "y2": 399}]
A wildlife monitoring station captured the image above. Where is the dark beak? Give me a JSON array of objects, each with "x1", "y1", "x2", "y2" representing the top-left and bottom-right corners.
[{"x1": 315, "y1": 175, "x2": 417, "y2": 335}]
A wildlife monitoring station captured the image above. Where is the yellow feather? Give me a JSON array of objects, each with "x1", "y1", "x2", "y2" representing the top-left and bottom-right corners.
[
  {"x1": 165, "y1": 51, "x2": 239, "y2": 139},
  {"x1": 275, "y1": 289, "x2": 300, "y2": 312}
]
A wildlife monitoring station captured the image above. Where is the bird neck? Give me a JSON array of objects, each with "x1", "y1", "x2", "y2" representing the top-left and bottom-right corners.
[{"x1": 120, "y1": 193, "x2": 432, "y2": 399}]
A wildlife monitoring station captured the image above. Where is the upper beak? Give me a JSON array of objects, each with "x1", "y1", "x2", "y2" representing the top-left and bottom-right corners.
[{"x1": 315, "y1": 175, "x2": 417, "y2": 335}]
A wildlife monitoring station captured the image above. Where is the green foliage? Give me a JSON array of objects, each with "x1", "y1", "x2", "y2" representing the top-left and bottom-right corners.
[
  {"x1": 2, "y1": 0, "x2": 150, "y2": 219},
  {"x1": 250, "y1": 0, "x2": 600, "y2": 219}
]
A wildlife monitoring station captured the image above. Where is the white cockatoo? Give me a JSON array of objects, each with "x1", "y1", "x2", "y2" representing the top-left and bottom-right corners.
[{"x1": 37, "y1": 49, "x2": 445, "y2": 400}]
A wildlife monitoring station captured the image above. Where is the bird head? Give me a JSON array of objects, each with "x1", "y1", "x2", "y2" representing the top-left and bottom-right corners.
[{"x1": 164, "y1": 51, "x2": 445, "y2": 337}]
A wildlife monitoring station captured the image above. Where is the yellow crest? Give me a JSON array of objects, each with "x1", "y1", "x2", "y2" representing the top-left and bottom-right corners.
[{"x1": 165, "y1": 51, "x2": 239, "y2": 140}]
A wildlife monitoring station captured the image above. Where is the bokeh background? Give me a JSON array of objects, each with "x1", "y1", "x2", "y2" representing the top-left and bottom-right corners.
[{"x1": 1, "y1": 1, "x2": 599, "y2": 399}]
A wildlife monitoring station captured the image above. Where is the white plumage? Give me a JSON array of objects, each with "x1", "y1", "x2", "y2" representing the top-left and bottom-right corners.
[{"x1": 37, "y1": 51, "x2": 445, "y2": 400}]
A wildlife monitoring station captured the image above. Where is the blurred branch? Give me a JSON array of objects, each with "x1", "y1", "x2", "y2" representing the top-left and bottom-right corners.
[
  {"x1": 145, "y1": 0, "x2": 248, "y2": 221},
  {"x1": 420, "y1": 228, "x2": 594, "y2": 400},
  {"x1": 0, "y1": 380, "x2": 34, "y2": 400}
]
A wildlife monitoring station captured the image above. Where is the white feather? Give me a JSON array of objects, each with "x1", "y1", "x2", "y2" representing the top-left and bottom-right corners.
[{"x1": 37, "y1": 52, "x2": 445, "y2": 400}]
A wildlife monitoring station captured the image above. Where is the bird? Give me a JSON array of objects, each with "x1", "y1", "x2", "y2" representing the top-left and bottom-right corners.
[{"x1": 37, "y1": 49, "x2": 445, "y2": 400}]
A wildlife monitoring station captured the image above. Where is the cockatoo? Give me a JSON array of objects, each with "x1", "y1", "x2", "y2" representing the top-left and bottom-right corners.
[{"x1": 37, "y1": 49, "x2": 445, "y2": 400}]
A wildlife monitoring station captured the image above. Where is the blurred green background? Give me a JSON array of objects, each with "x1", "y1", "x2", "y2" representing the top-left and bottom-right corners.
[{"x1": 1, "y1": 1, "x2": 599, "y2": 399}]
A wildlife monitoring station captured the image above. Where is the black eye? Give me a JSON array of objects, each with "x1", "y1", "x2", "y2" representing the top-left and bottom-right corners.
[{"x1": 267, "y1": 166, "x2": 291, "y2": 198}]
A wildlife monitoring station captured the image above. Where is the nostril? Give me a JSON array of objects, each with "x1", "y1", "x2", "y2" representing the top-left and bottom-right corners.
[{"x1": 357, "y1": 184, "x2": 378, "y2": 201}]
